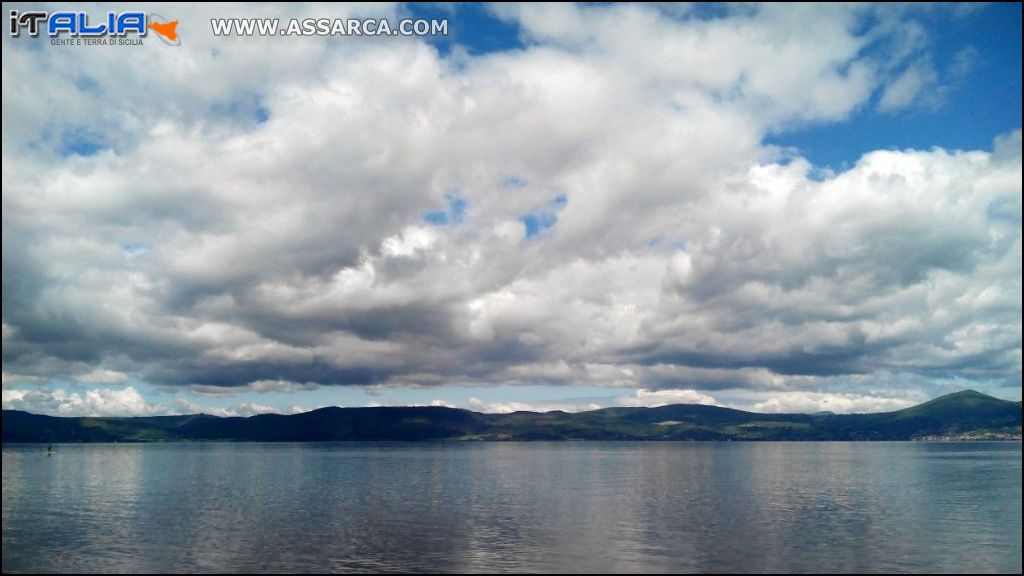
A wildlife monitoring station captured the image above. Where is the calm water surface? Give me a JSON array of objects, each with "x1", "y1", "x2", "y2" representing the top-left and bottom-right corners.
[{"x1": 3, "y1": 442, "x2": 1021, "y2": 573}]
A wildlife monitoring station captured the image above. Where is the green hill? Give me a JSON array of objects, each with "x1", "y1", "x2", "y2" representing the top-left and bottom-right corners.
[{"x1": 3, "y1": 390, "x2": 1020, "y2": 443}]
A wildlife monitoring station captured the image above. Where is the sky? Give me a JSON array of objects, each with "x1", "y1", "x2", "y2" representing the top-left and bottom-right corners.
[{"x1": 1, "y1": 2, "x2": 1021, "y2": 418}]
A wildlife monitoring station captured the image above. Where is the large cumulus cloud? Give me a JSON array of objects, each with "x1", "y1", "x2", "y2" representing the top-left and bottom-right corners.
[{"x1": 2, "y1": 3, "x2": 1020, "y2": 408}]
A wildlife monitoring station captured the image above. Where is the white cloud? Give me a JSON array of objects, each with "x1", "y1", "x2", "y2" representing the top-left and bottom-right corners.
[
  {"x1": 1, "y1": 4, "x2": 1019, "y2": 409},
  {"x1": 878, "y1": 60, "x2": 941, "y2": 112},
  {"x1": 74, "y1": 369, "x2": 129, "y2": 385},
  {"x1": 615, "y1": 389, "x2": 718, "y2": 408},
  {"x1": 363, "y1": 398, "x2": 458, "y2": 409},
  {"x1": 462, "y1": 388, "x2": 914, "y2": 415},
  {"x1": 948, "y1": 46, "x2": 980, "y2": 79},
  {"x1": 2, "y1": 372, "x2": 43, "y2": 386},
  {"x1": 1, "y1": 385, "x2": 314, "y2": 418},
  {"x1": 468, "y1": 397, "x2": 603, "y2": 414},
  {"x1": 190, "y1": 379, "x2": 319, "y2": 396},
  {"x1": 381, "y1": 226, "x2": 438, "y2": 258},
  {"x1": 729, "y1": 391, "x2": 919, "y2": 414},
  {"x1": 174, "y1": 398, "x2": 310, "y2": 417},
  {"x1": 2, "y1": 386, "x2": 166, "y2": 417}
]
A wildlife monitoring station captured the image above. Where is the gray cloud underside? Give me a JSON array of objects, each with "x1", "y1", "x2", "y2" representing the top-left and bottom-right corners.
[{"x1": 2, "y1": 3, "x2": 1020, "y2": 400}]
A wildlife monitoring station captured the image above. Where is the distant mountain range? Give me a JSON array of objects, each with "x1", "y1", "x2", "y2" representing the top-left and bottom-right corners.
[{"x1": 3, "y1": 390, "x2": 1021, "y2": 443}]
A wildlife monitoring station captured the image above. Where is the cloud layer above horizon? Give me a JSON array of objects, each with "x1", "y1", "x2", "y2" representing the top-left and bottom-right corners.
[{"x1": 2, "y1": 3, "x2": 1021, "y2": 416}]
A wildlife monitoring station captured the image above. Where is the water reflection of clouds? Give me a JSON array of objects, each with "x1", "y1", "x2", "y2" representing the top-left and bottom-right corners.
[{"x1": 2, "y1": 443, "x2": 1020, "y2": 572}]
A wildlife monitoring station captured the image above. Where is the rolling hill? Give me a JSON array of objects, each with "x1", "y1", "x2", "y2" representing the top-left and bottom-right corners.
[{"x1": 3, "y1": 390, "x2": 1020, "y2": 443}]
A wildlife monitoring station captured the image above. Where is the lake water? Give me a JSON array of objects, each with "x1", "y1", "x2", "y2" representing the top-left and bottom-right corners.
[{"x1": 2, "y1": 442, "x2": 1021, "y2": 573}]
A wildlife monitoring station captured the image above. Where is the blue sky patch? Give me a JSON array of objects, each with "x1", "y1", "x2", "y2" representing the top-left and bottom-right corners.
[
  {"x1": 211, "y1": 94, "x2": 271, "y2": 127},
  {"x1": 521, "y1": 195, "x2": 567, "y2": 238},
  {"x1": 406, "y1": 3, "x2": 525, "y2": 56},
  {"x1": 769, "y1": 3, "x2": 1021, "y2": 169},
  {"x1": 59, "y1": 128, "x2": 106, "y2": 157},
  {"x1": 424, "y1": 192, "x2": 468, "y2": 226}
]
